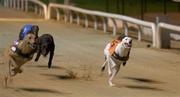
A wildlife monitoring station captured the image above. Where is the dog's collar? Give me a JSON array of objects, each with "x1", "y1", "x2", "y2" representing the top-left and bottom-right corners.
[{"x1": 112, "y1": 52, "x2": 128, "y2": 61}]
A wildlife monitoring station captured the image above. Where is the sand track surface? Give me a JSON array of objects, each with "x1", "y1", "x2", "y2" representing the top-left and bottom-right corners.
[{"x1": 0, "y1": 21, "x2": 179, "y2": 97}]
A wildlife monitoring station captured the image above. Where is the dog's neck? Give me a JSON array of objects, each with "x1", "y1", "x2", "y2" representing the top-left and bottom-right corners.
[
  {"x1": 115, "y1": 42, "x2": 130, "y2": 57},
  {"x1": 17, "y1": 40, "x2": 34, "y2": 54}
]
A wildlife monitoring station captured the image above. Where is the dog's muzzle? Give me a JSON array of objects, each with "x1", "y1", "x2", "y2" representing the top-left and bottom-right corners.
[
  {"x1": 29, "y1": 44, "x2": 35, "y2": 49},
  {"x1": 28, "y1": 42, "x2": 36, "y2": 49},
  {"x1": 124, "y1": 43, "x2": 131, "y2": 48}
]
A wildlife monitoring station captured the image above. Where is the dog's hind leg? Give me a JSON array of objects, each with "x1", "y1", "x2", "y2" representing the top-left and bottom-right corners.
[
  {"x1": 8, "y1": 58, "x2": 19, "y2": 79},
  {"x1": 106, "y1": 56, "x2": 112, "y2": 76},
  {"x1": 3, "y1": 73, "x2": 13, "y2": 87},
  {"x1": 3, "y1": 69, "x2": 12, "y2": 87},
  {"x1": 106, "y1": 57, "x2": 115, "y2": 86},
  {"x1": 6, "y1": 59, "x2": 15, "y2": 86}
]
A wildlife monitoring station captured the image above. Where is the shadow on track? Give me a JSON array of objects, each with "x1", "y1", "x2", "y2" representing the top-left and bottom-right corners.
[
  {"x1": 40, "y1": 73, "x2": 76, "y2": 80},
  {"x1": 27, "y1": 65, "x2": 64, "y2": 69},
  {"x1": 115, "y1": 76, "x2": 165, "y2": 91},
  {"x1": 123, "y1": 85, "x2": 164, "y2": 91},
  {"x1": 123, "y1": 76, "x2": 165, "y2": 84}
]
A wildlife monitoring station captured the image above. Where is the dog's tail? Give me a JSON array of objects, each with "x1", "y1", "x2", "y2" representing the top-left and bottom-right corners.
[
  {"x1": 101, "y1": 58, "x2": 107, "y2": 72},
  {"x1": 101, "y1": 66, "x2": 105, "y2": 72}
]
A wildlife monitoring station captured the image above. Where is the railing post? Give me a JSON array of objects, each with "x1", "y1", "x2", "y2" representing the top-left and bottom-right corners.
[
  {"x1": 3, "y1": 0, "x2": 6, "y2": 7},
  {"x1": 156, "y1": 23, "x2": 161, "y2": 48},
  {"x1": 152, "y1": 23, "x2": 156, "y2": 47},
  {"x1": 35, "y1": 6, "x2": 38, "y2": 14},
  {"x1": 25, "y1": 0, "x2": 28, "y2": 12},
  {"x1": 84, "y1": 14, "x2": 88, "y2": 28},
  {"x1": 8, "y1": 0, "x2": 10, "y2": 7},
  {"x1": 10, "y1": 0, "x2": 13, "y2": 8},
  {"x1": 55, "y1": 8, "x2": 60, "y2": 21},
  {"x1": 103, "y1": 17, "x2": 108, "y2": 33},
  {"x1": 21, "y1": 0, "x2": 24, "y2": 11},
  {"x1": 7, "y1": 0, "x2": 10, "y2": 7},
  {"x1": 43, "y1": 4, "x2": 48, "y2": 19},
  {"x1": 76, "y1": 12, "x2": 80, "y2": 25},
  {"x1": 39, "y1": 8, "x2": 43, "y2": 16},
  {"x1": 112, "y1": 18, "x2": 117, "y2": 36},
  {"x1": 13, "y1": 0, "x2": 16, "y2": 9},
  {"x1": 138, "y1": 25, "x2": 142, "y2": 41},
  {"x1": 17, "y1": 0, "x2": 20, "y2": 10},
  {"x1": 93, "y1": 16, "x2": 98, "y2": 30},
  {"x1": 123, "y1": 21, "x2": 128, "y2": 36},
  {"x1": 3, "y1": 0, "x2": 5, "y2": 7},
  {"x1": 70, "y1": 11, "x2": 73, "y2": 24},
  {"x1": 47, "y1": 5, "x2": 51, "y2": 19},
  {"x1": 64, "y1": 14, "x2": 68, "y2": 23}
]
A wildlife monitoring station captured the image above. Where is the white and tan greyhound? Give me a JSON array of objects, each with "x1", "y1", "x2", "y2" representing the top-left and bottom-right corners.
[
  {"x1": 4, "y1": 33, "x2": 37, "y2": 86},
  {"x1": 101, "y1": 36, "x2": 132, "y2": 86}
]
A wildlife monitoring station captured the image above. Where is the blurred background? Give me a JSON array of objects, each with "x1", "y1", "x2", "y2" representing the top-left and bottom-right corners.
[{"x1": 40, "y1": 0, "x2": 180, "y2": 24}]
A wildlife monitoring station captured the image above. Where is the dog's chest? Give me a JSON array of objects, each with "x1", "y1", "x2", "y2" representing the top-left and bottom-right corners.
[{"x1": 115, "y1": 44, "x2": 130, "y2": 57}]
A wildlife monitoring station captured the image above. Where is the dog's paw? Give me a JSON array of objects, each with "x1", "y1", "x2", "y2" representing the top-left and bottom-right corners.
[
  {"x1": 48, "y1": 63, "x2": 52, "y2": 68},
  {"x1": 110, "y1": 84, "x2": 115, "y2": 87},
  {"x1": 108, "y1": 81, "x2": 115, "y2": 87},
  {"x1": 109, "y1": 83, "x2": 115, "y2": 87}
]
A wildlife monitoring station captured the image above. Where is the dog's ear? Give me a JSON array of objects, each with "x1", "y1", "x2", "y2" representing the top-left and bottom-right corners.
[{"x1": 117, "y1": 35, "x2": 126, "y2": 40}]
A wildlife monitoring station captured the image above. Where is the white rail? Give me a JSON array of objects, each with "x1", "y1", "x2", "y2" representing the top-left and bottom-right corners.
[
  {"x1": 48, "y1": 3, "x2": 156, "y2": 47},
  {"x1": 3, "y1": 0, "x2": 48, "y2": 19},
  {"x1": 3, "y1": 2, "x2": 180, "y2": 49},
  {"x1": 156, "y1": 22, "x2": 180, "y2": 48}
]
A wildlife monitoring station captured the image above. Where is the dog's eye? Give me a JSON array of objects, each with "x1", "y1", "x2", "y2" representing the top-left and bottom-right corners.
[{"x1": 29, "y1": 37, "x2": 32, "y2": 39}]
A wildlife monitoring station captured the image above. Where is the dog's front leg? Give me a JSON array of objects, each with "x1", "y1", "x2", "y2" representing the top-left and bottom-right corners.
[
  {"x1": 35, "y1": 50, "x2": 41, "y2": 62},
  {"x1": 48, "y1": 48, "x2": 54, "y2": 68},
  {"x1": 109, "y1": 68, "x2": 118, "y2": 87},
  {"x1": 108, "y1": 57, "x2": 119, "y2": 87}
]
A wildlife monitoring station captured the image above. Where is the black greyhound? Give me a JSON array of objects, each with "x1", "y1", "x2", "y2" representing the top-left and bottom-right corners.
[{"x1": 35, "y1": 34, "x2": 55, "y2": 68}]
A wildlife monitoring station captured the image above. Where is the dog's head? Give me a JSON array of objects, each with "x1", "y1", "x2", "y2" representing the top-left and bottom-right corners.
[
  {"x1": 121, "y1": 36, "x2": 132, "y2": 48},
  {"x1": 31, "y1": 25, "x2": 39, "y2": 38},
  {"x1": 41, "y1": 43, "x2": 50, "y2": 56},
  {"x1": 24, "y1": 33, "x2": 37, "y2": 49}
]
